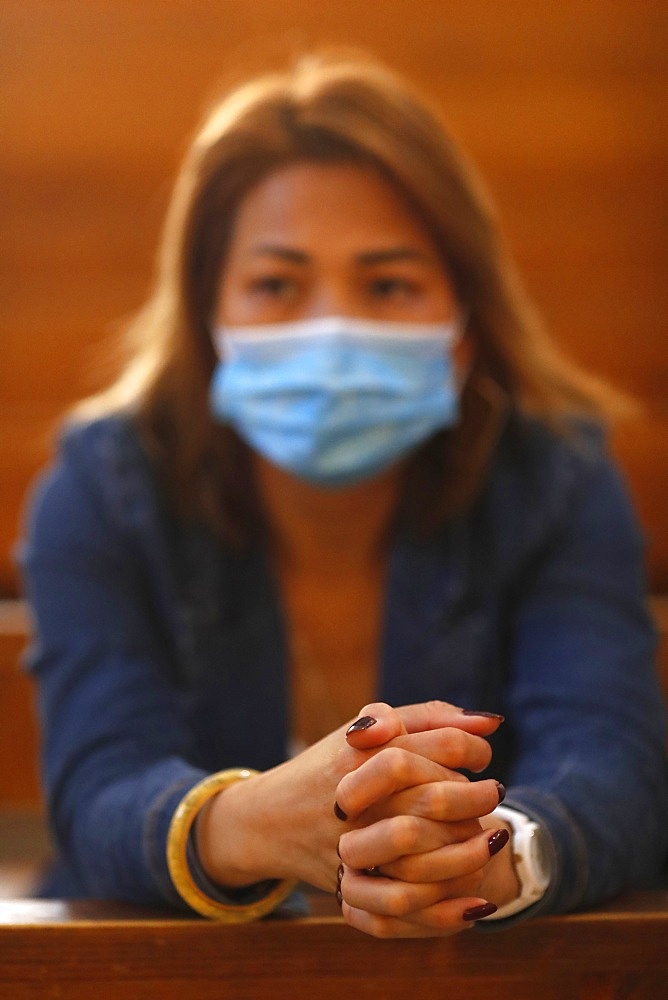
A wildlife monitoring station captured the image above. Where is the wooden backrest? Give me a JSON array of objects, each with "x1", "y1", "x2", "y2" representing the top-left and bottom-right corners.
[
  {"x1": 0, "y1": 604, "x2": 41, "y2": 806},
  {"x1": 1, "y1": 2, "x2": 667, "y2": 596}
]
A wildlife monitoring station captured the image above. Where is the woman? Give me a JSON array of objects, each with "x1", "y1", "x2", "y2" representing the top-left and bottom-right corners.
[{"x1": 20, "y1": 53, "x2": 667, "y2": 938}]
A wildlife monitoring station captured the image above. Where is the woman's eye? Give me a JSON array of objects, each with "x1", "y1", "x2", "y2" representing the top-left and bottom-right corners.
[
  {"x1": 250, "y1": 275, "x2": 297, "y2": 298},
  {"x1": 369, "y1": 276, "x2": 417, "y2": 299}
]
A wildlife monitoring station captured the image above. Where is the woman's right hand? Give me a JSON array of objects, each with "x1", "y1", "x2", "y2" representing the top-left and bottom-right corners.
[{"x1": 194, "y1": 701, "x2": 503, "y2": 905}]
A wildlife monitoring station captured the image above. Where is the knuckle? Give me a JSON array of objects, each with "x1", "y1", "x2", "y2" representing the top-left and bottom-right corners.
[
  {"x1": 380, "y1": 746, "x2": 410, "y2": 784},
  {"x1": 391, "y1": 814, "x2": 423, "y2": 854},
  {"x1": 446, "y1": 728, "x2": 490, "y2": 771},
  {"x1": 385, "y1": 883, "x2": 413, "y2": 917},
  {"x1": 432, "y1": 781, "x2": 453, "y2": 816},
  {"x1": 446, "y1": 728, "x2": 469, "y2": 760}
]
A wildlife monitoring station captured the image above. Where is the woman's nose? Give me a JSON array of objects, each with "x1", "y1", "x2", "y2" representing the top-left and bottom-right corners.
[{"x1": 304, "y1": 279, "x2": 358, "y2": 318}]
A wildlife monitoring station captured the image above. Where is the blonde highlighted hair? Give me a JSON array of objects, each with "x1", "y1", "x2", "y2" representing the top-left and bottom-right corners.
[{"x1": 76, "y1": 52, "x2": 626, "y2": 542}]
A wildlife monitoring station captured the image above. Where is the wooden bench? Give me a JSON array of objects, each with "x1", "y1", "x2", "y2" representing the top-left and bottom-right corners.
[
  {"x1": 1, "y1": 891, "x2": 666, "y2": 999},
  {"x1": 0, "y1": 601, "x2": 40, "y2": 807}
]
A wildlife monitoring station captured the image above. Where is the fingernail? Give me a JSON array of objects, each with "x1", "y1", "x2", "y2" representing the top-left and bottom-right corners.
[
  {"x1": 336, "y1": 888, "x2": 343, "y2": 907},
  {"x1": 462, "y1": 902, "x2": 497, "y2": 921},
  {"x1": 488, "y1": 828, "x2": 510, "y2": 857},
  {"x1": 346, "y1": 716, "x2": 377, "y2": 735},
  {"x1": 496, "y1": 781, "x2": 506, "y2": 804},
  {"x1": 461, "y1": 710, "x2": 505, "y2": 721},
  {"x1": 334, "y1": 801, "x2": 348, "y2": 821},
  {"x1": 337, "y1": 863, "x2": 344, "y2": 884}
]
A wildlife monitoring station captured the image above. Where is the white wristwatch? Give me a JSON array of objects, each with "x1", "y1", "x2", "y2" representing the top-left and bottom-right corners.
[{"x1": 482, "y1": 805, "x2": 551, "y2": 920}]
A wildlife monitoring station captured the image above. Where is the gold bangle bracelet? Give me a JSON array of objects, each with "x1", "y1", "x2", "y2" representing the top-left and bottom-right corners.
[{"x1": 166, "y1": 768, "x2": 298, "y2": 922}]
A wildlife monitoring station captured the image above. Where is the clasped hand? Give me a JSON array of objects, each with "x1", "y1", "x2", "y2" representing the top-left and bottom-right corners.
[
  {"x1": 332, "y1": 701, "x2": 508, "y2": 937},
  {"x1": 196, "y1": 700, "x2": 511, "y2": 938}
]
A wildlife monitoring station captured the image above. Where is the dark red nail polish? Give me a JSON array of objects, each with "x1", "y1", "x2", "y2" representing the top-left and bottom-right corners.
[
  {"x1": 334, "y1": 801, "x2": 348, "y2": 821},
  {"x1": 462, "y1": 902, "x2": 497, "y2": 921},
  {"x1": 346, "y1": 715, "x2": 377, "y2": 735},
  {"x1": 488, "y1": 828, "x2": 510, "y2": 857},
  {"x1": 461, "y1": 710, "x2": 505, "y2": 721},
  {"x1": 337, "y1": 863, "x2": 344, "y2": 884},
  {"x1": 336, "y1": 888, "x2": 343, "y2": 907},
  {"x1": 496, "y1": 781, "x2": 506, "y2": 804}
]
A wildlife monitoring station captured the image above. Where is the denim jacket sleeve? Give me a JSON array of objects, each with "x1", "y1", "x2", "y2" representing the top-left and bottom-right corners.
[
  {"x1": 494, "y1": 431, "x2": 668, "y2": 919},
  {"x1": 19, "y1": 420, "x2": 215, "y2": 908}
]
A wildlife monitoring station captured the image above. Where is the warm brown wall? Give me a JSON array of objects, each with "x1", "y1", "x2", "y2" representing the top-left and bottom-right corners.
[{"x1": 2, "y1": 0, "x2": 666, "y2": 594}]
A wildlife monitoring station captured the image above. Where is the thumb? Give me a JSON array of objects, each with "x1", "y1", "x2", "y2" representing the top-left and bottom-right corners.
[
  {"x1": 343, "y1": 702, "x2": 408, "y2": 750},
  {"x1": 345, "y1": 699, "x2": 505, "y2": 751}
]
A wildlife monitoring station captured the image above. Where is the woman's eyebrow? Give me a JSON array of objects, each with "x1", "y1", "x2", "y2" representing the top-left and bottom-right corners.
[
  {"x1": 246, "y1": 245, "x2": 433, "y2": 265},
  {"x1": 248, "y1": 244, "x2": 309, "y2": 263},
  {"x1": 355, "y1": 247, "x2": 433, "y2": 266}
]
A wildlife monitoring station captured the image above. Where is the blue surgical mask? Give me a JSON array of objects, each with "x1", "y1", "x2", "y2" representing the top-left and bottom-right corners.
[{"x1": 210, "y1": 315, "x2": 462, "y2": 488}]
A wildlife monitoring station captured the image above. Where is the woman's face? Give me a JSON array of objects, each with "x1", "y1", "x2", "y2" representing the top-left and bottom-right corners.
[{"x1": 214, "y1": 161, "x2": 459, "y2": 328}]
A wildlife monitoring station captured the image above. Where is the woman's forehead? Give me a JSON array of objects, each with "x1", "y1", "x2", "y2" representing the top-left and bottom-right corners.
[{"x1": 226, "y1": 161, "x2": 443, "y2": 262}]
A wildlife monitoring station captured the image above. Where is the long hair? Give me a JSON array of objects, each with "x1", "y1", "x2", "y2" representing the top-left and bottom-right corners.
[{"x1": 75, "y1": 53, "x2": 625, "y2": 542}]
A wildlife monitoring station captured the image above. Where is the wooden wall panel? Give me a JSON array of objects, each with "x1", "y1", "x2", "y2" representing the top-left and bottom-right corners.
[{"x1": 1, "y1": 1, "x2": 666, "y2": 593}]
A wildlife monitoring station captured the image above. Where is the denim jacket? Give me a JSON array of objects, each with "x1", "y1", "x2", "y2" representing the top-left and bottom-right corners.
[{"x1": 19, "y1": 413, "x2": 668, "y2": 917}]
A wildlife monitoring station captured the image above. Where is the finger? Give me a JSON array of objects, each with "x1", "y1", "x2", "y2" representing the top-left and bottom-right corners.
[
  {"x1": 339, "y1": 821, "x2": 499, "y2": 875},
  {"x1": 344, "y1": 701, "x2": 504, "y2": 751},
  {"x1": 338, "y1": 730, "x2": 494, "y2": 820},
  {"x1": 340, "y1": 815, "x2": 481, "y2": 870},
  {"x1": 341, "y1": 895, "x2": 497, "y2": 939},
  {"x1": 341, "y1": 866, "x2": 482, "y2": 917},
  {"x1": 378, "y1": 829, "x2": 510, "y2": 882},
  {"x1": 375, "y1": 777, "x2": 503, "y2": 824},
  {"x1": 395, "y1": 701, "x2": 504, "y2": 738},
  {"x1": 343, "y1": 702, "x2": 408, "y2": 750},
  {"x1": 391, "y1": 727, "x2": 493, "y2": 774},
  {"x1": 336, "y1": 746, "x2": 468, "y2": 821}
]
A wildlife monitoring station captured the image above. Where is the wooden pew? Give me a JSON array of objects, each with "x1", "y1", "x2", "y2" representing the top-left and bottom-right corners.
[
  {"x1": 1, "y1": 891, "x2": 666, "y2": 1000},
  {"x1": 0, "y1": 601, "x2": 40, "y2": 807},
  {"x1": 1, "y1": 2, "x2": 667, "y2": 597}
]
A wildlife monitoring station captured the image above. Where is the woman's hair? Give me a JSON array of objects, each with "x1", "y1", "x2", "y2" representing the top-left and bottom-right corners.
[{"x1": 76, "y1": 52, "x2": 626, "y2": 542}]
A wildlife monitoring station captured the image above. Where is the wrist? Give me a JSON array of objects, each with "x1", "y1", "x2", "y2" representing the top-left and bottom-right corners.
[
  {"x1": 195, "y1": 770, "x2": 276, "y2": 888},
  {"x1": 167, "y1": 768, "x2": 298, "y2": 920}
]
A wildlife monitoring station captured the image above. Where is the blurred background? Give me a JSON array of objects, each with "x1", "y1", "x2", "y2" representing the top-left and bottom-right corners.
[{"x1": 0, "y1": 1, "x2": 666, "y2": 864}]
